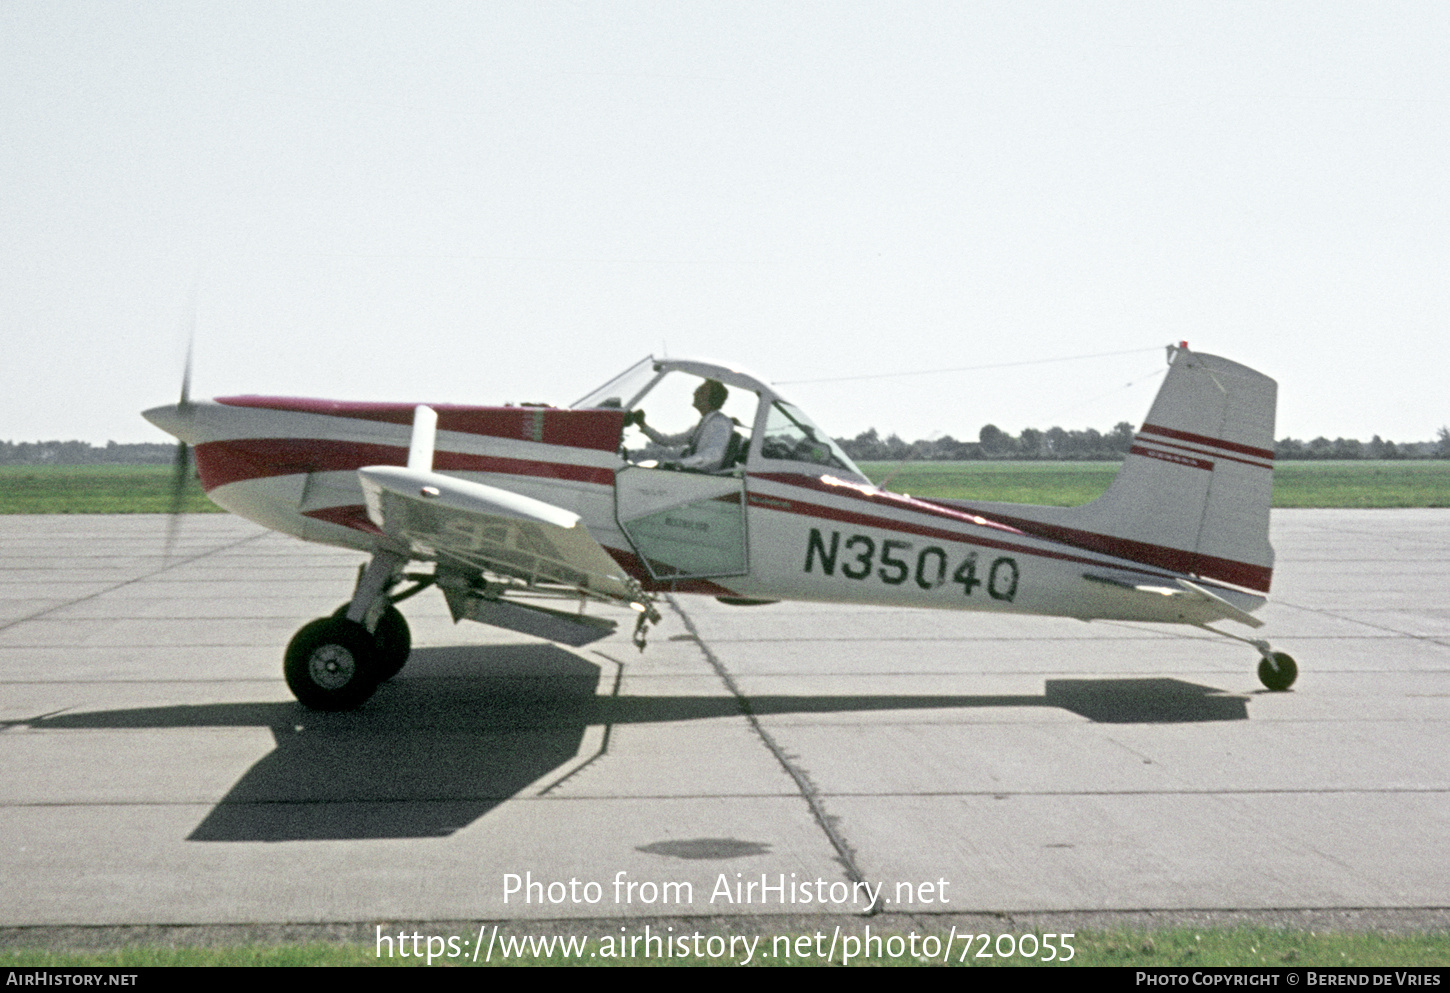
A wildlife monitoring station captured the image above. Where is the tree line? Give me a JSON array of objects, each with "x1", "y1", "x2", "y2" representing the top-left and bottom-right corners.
[
  {"x1": 3, "y1": 426, "x2": 1448, "y2": 465},
  {"x1": 833, "y1": 425, "x2": 1450, "y2": 462},
  {"x1": 0, "y1": 440, "x2": 175, "y2": 465}
]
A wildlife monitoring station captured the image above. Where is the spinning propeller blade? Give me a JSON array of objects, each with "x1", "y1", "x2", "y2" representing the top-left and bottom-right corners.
[{"x1": 163, "y1": 295, "x2": 197, "y2": 557}]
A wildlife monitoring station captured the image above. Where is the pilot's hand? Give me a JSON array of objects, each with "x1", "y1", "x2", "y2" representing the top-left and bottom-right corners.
[{"x1": 626, "y1": 409, "x2": 646, "y2": 428}]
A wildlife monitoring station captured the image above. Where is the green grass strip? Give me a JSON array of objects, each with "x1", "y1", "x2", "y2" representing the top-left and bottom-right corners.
[
  {"x1": 859, "y1": 460, "x2": 1450, "y2": 508},
  {"x1": 0, "y1": 466, "x2": 221, "y2": 514},
  {"x1": 3, "y1": 927, "x2": 1448, "y2": 967},
  {"x1": 2, "y1": 460, "x2": 1446, "y2": 513}
]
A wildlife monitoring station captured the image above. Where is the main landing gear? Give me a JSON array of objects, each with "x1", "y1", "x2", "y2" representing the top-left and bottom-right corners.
[{"x1": 284, "y1": 550, "x2": 432, "y2": 710}]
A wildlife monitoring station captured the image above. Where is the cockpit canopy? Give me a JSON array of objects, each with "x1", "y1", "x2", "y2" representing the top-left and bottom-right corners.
[{"x1": 572, "y1": 357, "x2": 869, "y2": 482}]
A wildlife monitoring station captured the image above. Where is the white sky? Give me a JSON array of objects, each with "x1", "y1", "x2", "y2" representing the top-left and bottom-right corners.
[{"x1": 3, "y1": 1, "x2": 1447, "y2": 445}]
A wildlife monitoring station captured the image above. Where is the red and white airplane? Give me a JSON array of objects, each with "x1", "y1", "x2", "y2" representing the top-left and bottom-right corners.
[{"x1": 143, "y1": 345, "x2": 1295, "y2": 710}]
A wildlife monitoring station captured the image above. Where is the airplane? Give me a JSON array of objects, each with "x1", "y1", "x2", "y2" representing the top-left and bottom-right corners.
[{"x1": 143, "y1": 343, "x2": 1296, "y2": 711}]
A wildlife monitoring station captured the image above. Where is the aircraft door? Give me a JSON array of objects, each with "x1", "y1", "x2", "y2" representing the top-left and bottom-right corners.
[{"x1": 614, "y1": 467, "x2": 748, "y2": 580}]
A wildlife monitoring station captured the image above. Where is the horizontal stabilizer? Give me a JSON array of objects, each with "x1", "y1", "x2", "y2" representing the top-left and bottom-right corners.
[
  {"x1": 1175, "y1": 578, "x2": 1265, "y2": 629},
  {"x1": 1082, "y1": 572, "x2": 1265, "y2": 628}
]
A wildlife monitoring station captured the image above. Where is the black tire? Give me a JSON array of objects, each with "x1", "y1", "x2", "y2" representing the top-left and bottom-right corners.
[
  {"x1": 1257, "y1": 651, "x2": 1298, "y2": 691},
  {"x1": 373, "y1": 606, "x2": 411, "y2": 681},
  {"x1": 332, "y1": 604, "x2": 411, "y2": 681},
  {"x1": 285, "y1": 616, "x2": 380, "y2": 710}
]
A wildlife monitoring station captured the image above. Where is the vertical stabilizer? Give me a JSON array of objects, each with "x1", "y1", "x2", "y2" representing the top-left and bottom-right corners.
[
  {"x1": 940, "y1": 346, "x2": 1277, "y2": 592},
  {"x1": 1097, "y1": 346, "x2": 1277, "y2": 589}
]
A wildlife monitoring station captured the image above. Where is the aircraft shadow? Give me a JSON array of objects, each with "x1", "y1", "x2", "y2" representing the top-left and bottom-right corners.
[{"x1": 21, "y1": 645, "x2": 1249, "y2": 842}]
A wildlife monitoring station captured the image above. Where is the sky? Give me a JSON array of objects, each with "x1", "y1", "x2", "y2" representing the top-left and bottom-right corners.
[{"x1": 3, "y1": 1, "x2": 1447, "y2": 446}]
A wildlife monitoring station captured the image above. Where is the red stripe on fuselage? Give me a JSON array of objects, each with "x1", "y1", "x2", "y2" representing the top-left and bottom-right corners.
[
  {"x1": 216, "y1": 396, "x2": 626, "y2": 452},
  {"x1": 932, "y1": 502, "x2": 1271, "y2": 593},
  {"x1": 754, "y1": 473, "x2": 1272, "y2": 593},
  {"x1": 194, "y1": 437, "x2": 615, "y2": 491}
]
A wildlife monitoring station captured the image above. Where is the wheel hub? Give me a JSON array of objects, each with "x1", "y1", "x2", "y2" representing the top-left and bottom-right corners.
[{"x1": 308, "y1": 644, "x2": 356, "y2": 690}]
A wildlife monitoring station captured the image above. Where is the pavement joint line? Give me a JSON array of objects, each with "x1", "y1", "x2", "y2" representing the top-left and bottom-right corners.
[
  {"x1": 1274, "y1": 600, "x2": 1450, "y2": 649},
  {"x1": 0, "y1": 530, "x2": 269, "y2": 635},
  {"x1": 5, "y1": 787, "x2": 1450, "y2": 809},
  {"x1": 665, "y1": 593, "x2": 882, "y2": 916},
  {"x1": 1103, "y1": 611, "x2": 1450, "y2": 655}
]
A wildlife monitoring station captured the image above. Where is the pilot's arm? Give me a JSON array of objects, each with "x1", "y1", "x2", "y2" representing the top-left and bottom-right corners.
[{"x1": 631, "y1": 413, "x2": 671, "y2": 447}]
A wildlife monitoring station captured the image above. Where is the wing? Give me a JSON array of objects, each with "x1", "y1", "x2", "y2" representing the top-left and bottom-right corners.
[{"x1": 357, "y1": 464, "x2": 636, "y2": 605}]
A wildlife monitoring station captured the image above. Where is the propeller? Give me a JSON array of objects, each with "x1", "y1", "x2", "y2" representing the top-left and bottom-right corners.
[{"x1": 163, "y1": 284, "x2": 198, "y2": 558}]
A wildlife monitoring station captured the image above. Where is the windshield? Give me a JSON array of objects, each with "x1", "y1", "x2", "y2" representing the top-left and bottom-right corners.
[
  {"x1": 759, "y1": 401, "x2": 867, "y2": 480},
  {"x1": 570, "y1": 357, "x2": 662, "y2": 411}
]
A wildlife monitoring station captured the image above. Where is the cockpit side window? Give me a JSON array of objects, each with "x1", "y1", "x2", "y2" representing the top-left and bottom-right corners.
[
  {"x1": 757, "y1": 401, "x2": 867, "y2": 479},
  {"x1": 619, "y1": 370, "x2": 756, "y2": 472}
]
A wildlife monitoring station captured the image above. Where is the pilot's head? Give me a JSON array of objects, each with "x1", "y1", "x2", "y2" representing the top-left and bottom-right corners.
[{"x1": 693, "y1": 379, "x2": 728, "y2": 414}]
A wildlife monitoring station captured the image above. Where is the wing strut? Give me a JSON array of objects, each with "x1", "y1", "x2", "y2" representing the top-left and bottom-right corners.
[{"x1": 408, "y1": 405, "x2": 437, "y2": 471}]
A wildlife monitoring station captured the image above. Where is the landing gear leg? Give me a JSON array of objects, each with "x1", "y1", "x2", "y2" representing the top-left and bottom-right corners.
[
  {"x1": 330, "y1": 556, "x2": 432, "y2": 681},
  {"x1": 345, "y1": 550, "x2": 413, "y2": 680},
  {"x1": 1197, "y1": 624, "x2": 1298, "y2": 692},
  {"x1": 345, "y1": 550, "x2": 408, "y2": 629}
]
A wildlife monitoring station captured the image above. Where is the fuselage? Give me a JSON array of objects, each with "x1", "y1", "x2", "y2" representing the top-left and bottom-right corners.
[{"x1": 144, "y1": 393, "x2": 1267, "y2": 626}]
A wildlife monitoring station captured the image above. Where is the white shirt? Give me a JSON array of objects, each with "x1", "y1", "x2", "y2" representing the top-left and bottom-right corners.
[{"x1": 640, "y1": 409, "x2": 735, "y2": 471}]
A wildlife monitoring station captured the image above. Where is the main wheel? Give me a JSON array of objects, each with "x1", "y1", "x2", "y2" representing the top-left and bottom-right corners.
[
  {"x1": 332, "y1": 604, "x2": 411, "y2": 681},
  {"x1": 1257, "y1": 651, "x2": 1298, "y2": 691},
  {"x1": 372, "y1": 606, "x2": 411, "y2": 681},
  {"x1": 285, "y1": 616, "x2": 380, "y2": 710}
]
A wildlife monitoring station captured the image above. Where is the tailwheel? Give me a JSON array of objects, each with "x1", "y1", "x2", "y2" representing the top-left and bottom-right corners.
[
  {"x1": 332, "y1": 604, "x2": 412, "y2": 681},
  {"x1": 285, "y1": 616, "x2": 380, "y2": 710},
  {"x1": 1257, "y1": 651, "x2": 1298, "y2": 691}
]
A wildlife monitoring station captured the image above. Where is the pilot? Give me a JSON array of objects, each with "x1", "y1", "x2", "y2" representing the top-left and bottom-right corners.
[{"x1": 629, "y1": 379, "x2": 734, "y2": 471}]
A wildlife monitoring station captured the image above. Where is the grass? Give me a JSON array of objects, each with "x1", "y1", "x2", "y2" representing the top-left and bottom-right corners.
[
  {"x1": 1268, "y1": 460, "x2": 1450, "y2": 508},
  {"x1": 0, "y1": 465, "x2": 220, "y2": 514},
  {"x1": 859, "y1": 459, "x2": 1450, "y2": 508},
  {"x1": 860, "y1": 461, "x2": 1121, "y2": 506},
  {"x1": 2, "y1": 460, "x2": 1446, "y2": 514},
  {"x1": 2, "y1": 927, "x2": 1448, "y2": 967}
]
